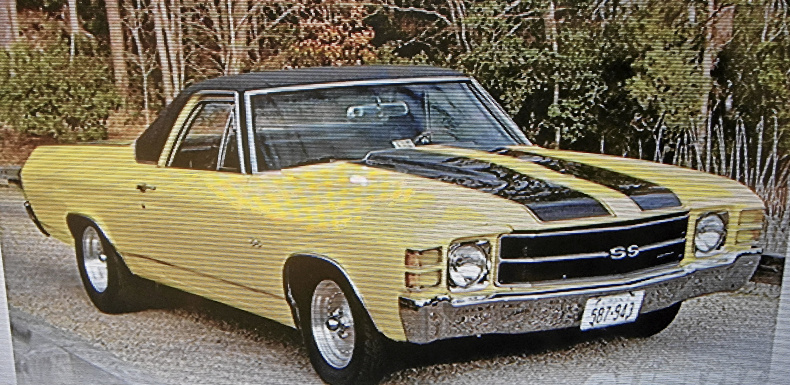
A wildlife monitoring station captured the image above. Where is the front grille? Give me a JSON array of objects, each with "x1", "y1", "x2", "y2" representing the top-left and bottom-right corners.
[{"x1": 497, "y1": 212, "x2": 688, "y2": 285}]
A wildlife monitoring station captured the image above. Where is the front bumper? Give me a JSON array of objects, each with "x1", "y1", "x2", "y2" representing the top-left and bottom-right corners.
[{"x1": 399, "y1": 251, "x2": 760, "y2": 344}]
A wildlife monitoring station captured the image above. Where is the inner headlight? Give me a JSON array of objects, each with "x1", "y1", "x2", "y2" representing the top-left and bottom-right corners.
[
  {"x1": 695, "y1": 213, "x2": 727, "y2": 253},
  {"x1": 448, "y1": 242, "x2": 489, "y2": 289}
]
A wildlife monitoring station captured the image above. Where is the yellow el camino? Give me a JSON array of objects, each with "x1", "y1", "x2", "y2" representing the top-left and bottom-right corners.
[{"x1": 21, "y1": 66, "x2": 764, "y2": 384}]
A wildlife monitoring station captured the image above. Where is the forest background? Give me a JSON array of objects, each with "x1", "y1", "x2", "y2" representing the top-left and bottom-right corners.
[{"x1": 0, "y1": 0, "x2": 788, "y2": 252}]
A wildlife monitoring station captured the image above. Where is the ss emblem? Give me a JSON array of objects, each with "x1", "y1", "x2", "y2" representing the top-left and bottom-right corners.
[{"x1": 609, "y1": 245, "x2": 640, "y2": 260}]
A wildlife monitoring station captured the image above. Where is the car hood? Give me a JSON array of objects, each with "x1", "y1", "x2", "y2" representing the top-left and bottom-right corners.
[{"x1": 262, "y1": 145, "x2": 759, "y2": 246}]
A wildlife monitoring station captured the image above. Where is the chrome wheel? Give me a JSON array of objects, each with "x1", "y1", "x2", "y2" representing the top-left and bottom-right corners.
[
  {"x1": 81, "y1": 226, "x2": 109, "y2": 293},
  {"x1": 310, "y1": 279, "x2": 355, "y2": 369}
]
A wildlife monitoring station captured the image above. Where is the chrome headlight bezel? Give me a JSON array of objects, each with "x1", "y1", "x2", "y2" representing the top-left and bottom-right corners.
[
  {"x1": 447, "y1": 241, "x2": 490, "y2": 291},
  {"x1": 694, "y1": 212, "x2": 728, "y2": 255}
]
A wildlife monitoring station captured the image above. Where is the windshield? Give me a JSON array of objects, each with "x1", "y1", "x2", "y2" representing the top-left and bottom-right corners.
[{"x1": 251, "y1": 81, "x2": 529, "y2": 171}]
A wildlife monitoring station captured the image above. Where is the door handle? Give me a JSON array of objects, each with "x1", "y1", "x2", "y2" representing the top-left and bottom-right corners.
[{"x1": 136, "y1": 183, "x2": 156, "y2": 192}]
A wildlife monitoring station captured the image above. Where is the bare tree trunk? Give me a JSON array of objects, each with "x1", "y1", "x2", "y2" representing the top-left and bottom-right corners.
[
  {"x1": 729, "y1": 128, "x2": 737, "y2": 178},
  {"x1": 154, "y1": 0, "x2": 183, "y2": 104},
  {"x1": 698, "y1": 2, "x2": 734, "y2": 170},
  {"x1": 68, "y1": 0, "x2": 79, "y2": 59},
  {"x1": 697, "y1": 0, "x2": 716, "y2": 170},
  {"x1": 653, "y1": 127, "x2": 662, "y2": 162},
  {"x1": 0, "y1": 0, "x2": 18, "y2": 50},
  {"x1": 226, "y1": 0, "x2": 241, "y2": 75},
  {"x1": 716, "y1": 117, "x2": 727, "y2": 175},
  {"x1": 754, "y1": 116, "x2": 765, "y2": 188},
  {"x1": 105, "y1": 0, "x2": 128, "y2": 95},
  {"x1": 733, "y1": 119, "x2": 748, "y2": 182},
  {"x1": 126, "y1": 0, "x2": 156, "y2": 125},
  {"x1": 638, "y1": 138, "x2": 643, "y2": 159},
  {"x1": 759, "y1": 115, "x2": 780, "y2": 193},
  {"x1": 740, "y1": 121, "x2": 748, "y2": 183},
  {"x1": 163, "y1": 0, "x2": 181, "y2": 97},
  {"x1": 174, "y1": 1, "x2": 184, "y2": 89},
  {"x1": 766, "y1": 116, "x2": 779, "y2": 191},
  {"x1": 447, "y1": 0, "x2": 470, "y2": 53},
  {"x1": 653, "y1": 115, "x2": 665, "y2": 163},
  {"x1": 544, "y1": 0, "x2": 561, "y2": 148},
  {"x1": 154, "y1": 0, "x2": 173, "y2": 103}
]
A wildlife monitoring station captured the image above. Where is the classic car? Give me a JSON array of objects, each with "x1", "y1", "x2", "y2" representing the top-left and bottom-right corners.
[{"x1": 21, "y1": 66, "x2": 764, "y2": 384}]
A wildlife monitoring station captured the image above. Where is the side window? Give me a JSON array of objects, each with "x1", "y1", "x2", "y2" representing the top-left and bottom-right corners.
[{"x1": 169, "y1": 101, "x2": 240, "y2": 172}]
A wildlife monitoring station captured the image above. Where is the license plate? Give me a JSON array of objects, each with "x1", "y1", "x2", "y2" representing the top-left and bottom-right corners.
[{"x1": 580, "y1": 291, "x2": 645, "y2": 331}]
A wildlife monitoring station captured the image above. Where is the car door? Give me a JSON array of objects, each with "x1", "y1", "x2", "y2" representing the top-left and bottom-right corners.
[{"x1": 132, "y1": 93, "x2": 254, "y2": 288}]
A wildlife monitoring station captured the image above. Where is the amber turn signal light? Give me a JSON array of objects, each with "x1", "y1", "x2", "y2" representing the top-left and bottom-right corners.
[{"x1": 405, "y1": 247, "x2": 441, "y2": 268}]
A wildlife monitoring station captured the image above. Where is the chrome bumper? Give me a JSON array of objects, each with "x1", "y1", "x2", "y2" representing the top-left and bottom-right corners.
[{"x1": 399, "y1": 251, "x2": 761, "y2": 344}]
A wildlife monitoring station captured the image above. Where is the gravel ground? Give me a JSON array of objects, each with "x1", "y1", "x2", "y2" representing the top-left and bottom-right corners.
[{"x1": 1, "y1": 185, "x2": 781, "y2": 384}]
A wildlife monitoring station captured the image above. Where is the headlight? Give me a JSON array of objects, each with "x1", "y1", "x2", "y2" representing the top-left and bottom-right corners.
[
  {"x1": 694, "y1": 213, "x2": 727, "y2": 253},
  {"x1": 448, "y1": 242, "x2": 489, "y2": 289}
]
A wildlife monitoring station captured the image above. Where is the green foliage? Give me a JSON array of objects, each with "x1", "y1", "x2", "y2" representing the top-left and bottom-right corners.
[
  {"x1": 16, "y1": 0, "x2": 67, "y2": 14},
  {"x1": 620, "y1": 0, "x2": 708, "y2": 139},
  {"x1": 10, "y1": 0, "x2": 787, "y2": 163},
  {"x1": 360, "y1": 0, "x2": 788, "y2": 170},
  {"x1": 626, "y1": 46, "x2": 703, "y2": 130},
  {"x1": 725, "y1": 4, "x2": 790, "y2": 125},
  {"x1": 0, "y1": 42, "x2": 120, "y2": 142}
]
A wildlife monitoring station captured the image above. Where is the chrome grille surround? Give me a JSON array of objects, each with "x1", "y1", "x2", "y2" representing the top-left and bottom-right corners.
[{"x1": 496, "y1": 212, "x2": 690, "y2": 286}]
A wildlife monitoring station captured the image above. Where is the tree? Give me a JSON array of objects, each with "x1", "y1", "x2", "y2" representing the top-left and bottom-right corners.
[
  {"x1": 0, "y1": 0, "x2": 18, "y2": 50},
  {"x1": 125, "y1": 0, "x2": 158, "y2": 124},
  {"x1": 182, "y1": 0, "x2": 293, "y2": 77},
  {"x1": 106, "y1": 0, "x2": 128, "y2": 94},
  {"x1": 268, "y1": 1, "x2": 380, "y2": 68},
  {"x1": 0, "y1": 41, "x2": 121, "y2": 141},
  {"x1": 67, "y1": 0, "x2": 78, "y2": 58},
  {"x1": 153, "y1": 0, "x2": 184, "y2": 104},
  {"x1": 698, "y1": 1, "x2": 735, "y2": 170}
]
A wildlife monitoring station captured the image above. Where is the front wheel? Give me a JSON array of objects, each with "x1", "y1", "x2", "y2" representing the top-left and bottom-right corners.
[
  {"x1": 75, "y1": 223, "x2": 145, "y2": 313},
  {"x1": 299, "y1": 271, "x2": 385, "y2": 385}
]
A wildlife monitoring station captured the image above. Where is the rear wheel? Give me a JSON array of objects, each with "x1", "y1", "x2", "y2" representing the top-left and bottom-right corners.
[
  {"x1": 75, "y1": 223, "x2": 145, "y2": 313},
  {"x1": 298, "y1": 270, "x2": 385, "y2": 385}
]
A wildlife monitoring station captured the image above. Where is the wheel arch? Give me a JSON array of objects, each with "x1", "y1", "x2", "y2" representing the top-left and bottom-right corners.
[
  {"x1": 68, "y1": 212, "x2": 149, "y2": 313},
  {"x1": 282, "y1": 254, "x2": 378, "y2": 333},
  {"x1": 66, "y1": 213, "x2": 119, "y2": 253},
  {"x1": 66, "y1": 213, "x2": 97, "y2": 239}
]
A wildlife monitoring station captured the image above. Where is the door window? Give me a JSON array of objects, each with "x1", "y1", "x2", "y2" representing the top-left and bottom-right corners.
[{"x1": 169, "y1": 101, "x2": 241, "y2": 172}]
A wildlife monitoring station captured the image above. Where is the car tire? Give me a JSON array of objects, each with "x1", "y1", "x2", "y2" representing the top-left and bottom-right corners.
[
  {"x1": 74, "y1": 223, "x2": 145, "y2": 313},
  {"x1": 618, "y1": 302, "x2": 682, "y2": 338},
  {"x1": 298, "y1": 269, "x2": 385, "y2": 385}
]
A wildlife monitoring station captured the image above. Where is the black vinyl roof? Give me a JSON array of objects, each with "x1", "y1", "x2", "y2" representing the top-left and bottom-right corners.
[
  {"x1": 186, "y1": 65, "x2": 464, "y2": 92},
  {"x1": 135, "y1": 66, "x2": 465, "y2": 163}
]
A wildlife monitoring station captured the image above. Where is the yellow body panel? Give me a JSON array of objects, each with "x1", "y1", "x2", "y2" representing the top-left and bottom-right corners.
[{"x1": 21, "y1": 140, "x2": 764, "y2": 342}]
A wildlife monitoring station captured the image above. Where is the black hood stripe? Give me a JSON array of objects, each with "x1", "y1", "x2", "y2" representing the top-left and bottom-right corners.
[
  {"x1": 497, "y1": 149, "x2": 682, "y2": 210},
  {"x1": 363, "y1": 149, "x2": 611, "y2": 221}
]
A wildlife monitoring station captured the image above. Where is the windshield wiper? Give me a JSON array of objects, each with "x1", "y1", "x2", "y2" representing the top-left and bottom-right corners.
[{"x1": 291, "y1": 156, "x2": 339, "y2": 167}]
